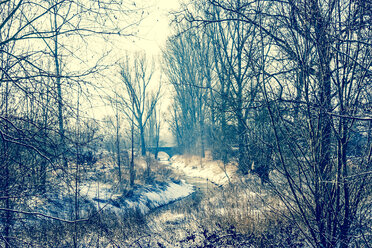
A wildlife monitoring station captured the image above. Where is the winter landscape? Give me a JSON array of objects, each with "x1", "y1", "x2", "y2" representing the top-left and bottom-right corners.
[{"x1": 0, "y1": 0, "x2": 371, "y2": 247}]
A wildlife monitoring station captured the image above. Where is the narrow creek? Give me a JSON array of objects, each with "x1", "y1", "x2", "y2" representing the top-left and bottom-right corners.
[
  {"x1": 127, "y1": 159, "x2": 227, "y2": 247},
  {"x1": 145, "y1": 160, "x2": 221, "y2": 225},
  {"x1": 160, "y1": 158, "x2": 221, "y2": 194}
]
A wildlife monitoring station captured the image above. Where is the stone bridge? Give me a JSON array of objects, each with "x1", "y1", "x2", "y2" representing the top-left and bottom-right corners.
[{"x1": 147, "y1": 146, "x2": 181, "y2": 158}]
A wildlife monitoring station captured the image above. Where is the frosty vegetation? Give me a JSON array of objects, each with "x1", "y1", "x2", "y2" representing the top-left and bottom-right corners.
[{"x1": 0, "y1": 0, "x2": 371, "y2": 247}]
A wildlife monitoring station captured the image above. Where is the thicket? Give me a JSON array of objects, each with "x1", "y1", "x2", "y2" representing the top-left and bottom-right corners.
[{"x1": 164, "y1": 0, "x2": 371, "y2": 247}]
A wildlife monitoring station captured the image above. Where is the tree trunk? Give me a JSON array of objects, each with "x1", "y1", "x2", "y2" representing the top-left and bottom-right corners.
[
  {"x1": 154, "y1": 119, "x2": 160, "y2": 160},
  {"x1": 116, "y1": 109, "x2": 121, "y2": 181},
  {"x1": 4, "y1": 79, "x2": 11, "y2": 248},
  {"x1": 54, "y1": 5, "x2": 67, "y2": 168},
  {"x1": 40, "y1": 85, "x2": 50, "y2": 193},
  {"x1": 221, "y1": 98, "x2": 228, "y2": 164},
  {"x1": 140, "y1": 125, "x2": 146, "y2": 156},
  {"x1": 235, "y1": 3, "x2": 247, "y2": 174},
  {"x1": 340, "y1": 120, "x2": 350, "y2": 248},
  {"x1": 237, "y1": 97, "x2": 247, "y2": 174},
  {"x1": 199, "y1": 96, "x2": 205, "y2": 158},
  {"x1": 315, "y1": 10, "x2": 333, "y2": 246},
  {"x1": 129, "y1": 117, "x2": 135, "y2": 187},
  {"x1": 4, "y1": 158, "x2": 10, "y2": 248}
]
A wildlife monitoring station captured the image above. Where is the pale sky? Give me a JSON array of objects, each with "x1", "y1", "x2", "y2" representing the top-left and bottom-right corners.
[
  {"x1": 128, "y1": 0, "x2": 181, "y2": 55},
  {"x1": 129, "y1": 0, "x2": 181, "y2": 145},
  {"x1": 88, "y1": 0, "x2": 182, "y2": 145}
]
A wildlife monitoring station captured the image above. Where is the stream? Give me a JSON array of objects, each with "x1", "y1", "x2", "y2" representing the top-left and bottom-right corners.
[{"x1": 124, "y1": 159, "x2": 228, "y2": 247}]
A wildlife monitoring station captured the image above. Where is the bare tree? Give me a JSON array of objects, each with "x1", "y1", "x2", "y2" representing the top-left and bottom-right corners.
[
  {"x1": 147, "y1": 103, "x2": 162, "y2": 159},
  {"x1": 118, "y1": 52, "x2": 161, "y2": 157},
  {"x1": 0, "y1": 0, "x2": 142, "y2": 246},
  {"x1": 207, "y1": 1, "x2": 261, "y2": 174},
  {"x1": 170, "y1": 0, "x2": 262, "y2": 172},
  {"x1": 163, "y1": 24, "x2": 213, "y2": 157},
  {"x1": 178, "y1": 0, "x2": 371, "y2": 246},
  {"x1": 253, "y1": 1, "x2": 371, "y2": 246}
]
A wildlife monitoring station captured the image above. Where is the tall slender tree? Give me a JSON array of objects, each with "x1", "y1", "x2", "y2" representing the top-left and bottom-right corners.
[
  {"x1": 163, "y1": 24, "x2": 213, "y2": 156},
  {"x1": 118, "y1": 52, "x2": 161, "y2": 157}
]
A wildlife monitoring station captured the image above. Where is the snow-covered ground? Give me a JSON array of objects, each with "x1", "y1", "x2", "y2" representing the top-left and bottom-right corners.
[
  {"x1": 97, "y1": 180, "x2": 194, "y2": 214},
  {"x1": 168, "y1": 154, "x2": 237, "y2": 186},
  {"x1": 31, "y1": 179, "x2": 194, "y2": 221},
  {"x1": 30, "y1": 153, "x2": 239, "y2": 225}
]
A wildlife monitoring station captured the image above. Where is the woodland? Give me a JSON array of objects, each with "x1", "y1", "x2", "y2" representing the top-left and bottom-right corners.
[{"x1": 0, "y1": 0, "x2": 371, "y2": 247}]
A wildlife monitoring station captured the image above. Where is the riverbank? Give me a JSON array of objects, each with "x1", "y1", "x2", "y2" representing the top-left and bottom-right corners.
[{"x1": 20, "y1": 153, "x2": 295, "y2": 247}]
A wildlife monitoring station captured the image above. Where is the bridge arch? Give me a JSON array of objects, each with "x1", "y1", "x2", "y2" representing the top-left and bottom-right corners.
[{"x1": 147, "y1": 146, "x2": 181, "y2": 159}]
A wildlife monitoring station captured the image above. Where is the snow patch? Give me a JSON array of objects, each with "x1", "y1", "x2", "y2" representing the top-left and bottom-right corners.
[
  {"x1": 118, "y1": 180, "x2": 194, "y2": 214},
  {"x1": 169, "y1": 155, "x2": 236, "y2": 185},
  {"x1": 30, "y1": 180, "x2": 194, "y2": 221}
]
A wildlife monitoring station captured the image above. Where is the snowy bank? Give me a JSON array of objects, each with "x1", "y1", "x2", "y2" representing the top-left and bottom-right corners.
[
  {"x1": 102, "y1": 180, "x2": 194, "y2": 214},
  {"x1": 32, "y1": 180, "x2": 194, "y2": 221},
  {"x1": 169, "y1": 155, "x2": 236, "y2": 185}
]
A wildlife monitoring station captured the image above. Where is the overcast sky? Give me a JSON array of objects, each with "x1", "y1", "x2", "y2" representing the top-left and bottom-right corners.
[
  {"x1": 133, "y1": 0, "x2": 181, "y2": 145},
  {"x1": 89, "y1": 0, "x2": 182, "y2": 145},
  {"x1": 129, "y1": 0, "x2": 181, "y2": 55}
]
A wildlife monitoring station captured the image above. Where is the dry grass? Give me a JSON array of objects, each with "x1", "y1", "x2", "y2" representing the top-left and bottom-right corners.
[
  {"x1": 141, "y1": 172, "x2": 301, "y2": 247},
  {"x1": 15, "y1": 153, "x2": 304, "y2": 247},
  {"x1": 171, "y1": 154, "x2": 237, "y2": 185}
]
